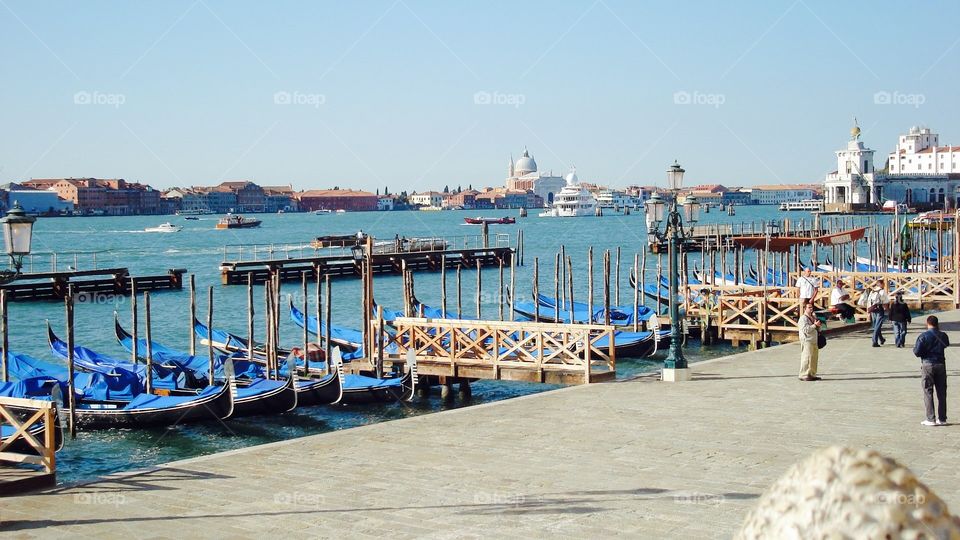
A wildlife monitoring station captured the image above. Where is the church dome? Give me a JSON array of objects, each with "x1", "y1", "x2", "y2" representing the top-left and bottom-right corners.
[
  {"x1": 514, "y1": 148, "x2": 537, "y2": 175},
  {"x1": 565, "y1": 166, "x2": 578, "y2": 185}
]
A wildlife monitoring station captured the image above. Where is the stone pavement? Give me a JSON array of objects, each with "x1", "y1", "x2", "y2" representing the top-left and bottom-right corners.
[{"x1": 4, "y1": 312, "x2": 960, "y2": 539}]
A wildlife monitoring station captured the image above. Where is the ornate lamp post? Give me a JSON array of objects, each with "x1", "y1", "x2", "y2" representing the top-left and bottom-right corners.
[
  {"x1": 645, "y1": 162, "x2": 699, "y2": 381},
  {"x1": 0, "y1": 201, "x2": 36, "y2": 284}
]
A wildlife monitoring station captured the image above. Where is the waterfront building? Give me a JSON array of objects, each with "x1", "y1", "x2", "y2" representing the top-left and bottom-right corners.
[
  {"x1": 215, "y1": 181, "x2": 266, "y2": 212},
  {"x1": 22, "y1": 177, "x2": 161, "y2": 215},
  {"x1": 443, "y1": 190, "x2": 477, "y2": 209},
  {"x1": 504, "y1": 147, "x2": 565, "y2": 206},
  {"x1": 297, "y1": 189, "x2": 377, "y2": 212},
  {"x1": 888, "y1": 126, "x2": 960, "y2": 175},
  {"x1": 824, "y1": 123, "x2": 960, "y2": 211},
  {"x1": 0, "y1": 183, "x2": 73, "y2": 215},
  {"x1": 377, "y1": 194, "x2": 396, "y2": 211},
  {"x1": 750, "y1": 184, "x2": 820, "y2": 205},
  {"x1": 262, "y1": 185, "x2": 296, "y2": 212},
  {"x1": 410, "y1": 191, "x2": 444, "y2": 208},
  {"x1": 721, "y1": 189, "x2": 752, "y2": 206},
  {"x1": 624, "y1": 185, "x2": 657, "y2": 204}
]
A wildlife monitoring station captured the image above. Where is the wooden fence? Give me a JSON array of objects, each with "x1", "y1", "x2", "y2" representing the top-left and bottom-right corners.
[
  {"x1": 0, "y1": 396, "x2": 58, "y2": 474},
  {"x1": 373, "y1": 317, "x2": 616, "y2": 384}
]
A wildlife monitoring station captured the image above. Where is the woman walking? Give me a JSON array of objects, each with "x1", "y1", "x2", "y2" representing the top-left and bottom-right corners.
[{"x1": 799, "y1": 303, "x2": 822, "y2": 381}]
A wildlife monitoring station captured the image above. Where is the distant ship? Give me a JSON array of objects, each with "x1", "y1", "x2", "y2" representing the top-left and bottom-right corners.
[
  {"x1": 539, "y1": 168, "x2": 597, "y2": 217},
  {"x1": 144, "y1": 222, "x2": 182, "y2": 233},
  {"x1": 215, "y1": 214, "x2": 262, "y2": 229}
]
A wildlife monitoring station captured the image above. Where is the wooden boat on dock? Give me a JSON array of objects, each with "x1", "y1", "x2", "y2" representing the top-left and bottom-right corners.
[{"x1": 216, "y1": 214, "x2": 262, "y2": 229}]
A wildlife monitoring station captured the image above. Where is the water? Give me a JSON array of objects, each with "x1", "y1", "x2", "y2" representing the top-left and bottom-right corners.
[{"x1": 7, "y1": 206, "x2": 896, "y2": 484}]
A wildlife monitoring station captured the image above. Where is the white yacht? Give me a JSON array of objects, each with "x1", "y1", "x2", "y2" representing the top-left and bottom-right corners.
[
  {"x1": 778, "y1": 199, "x2": 824, "y2": 212},
  {"x1": 144, "y1": 222, "x2": 183, "y2": 233},
  {"x1": 539, "y1": 168, "x2": 598, "y2": 217},
  {"x1": 594, "y1": 189, "x2": 637, "y2": 210}
]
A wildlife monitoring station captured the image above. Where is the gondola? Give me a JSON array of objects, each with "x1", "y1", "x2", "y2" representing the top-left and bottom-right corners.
[
  {"x1": 528, "y1": 294, "x2": 655, "y2": 326},
  {"x1": 195, "y1": 316, "x2": 413, "y2": 404},
  {"x1": 194, "y1": 317, "x2": 294, "y2": 359},
  {"x1": 463, "y1": 216, "x2": 516, "y2": 225},
  {"x1": 113, "y1": 318, "x2": 298, "y2": 417},
  {"x1": 2, "y1": 351, "x2": 234, "y2": 429},
  {"x1": 288, "y1": 299, "x2": 364, "y2": 352}
]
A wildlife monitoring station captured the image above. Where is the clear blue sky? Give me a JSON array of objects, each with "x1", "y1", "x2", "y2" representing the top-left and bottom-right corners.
[{"x1": 1, "y1": 0, "x2": 957, "y2": 192}]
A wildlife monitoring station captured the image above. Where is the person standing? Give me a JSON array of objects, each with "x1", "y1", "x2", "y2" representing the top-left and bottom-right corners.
[
  {"x1": 888, "y1": 292, "x2": 912, "y2": 348},
  {"x1": 795, "y1": 267, "x2": 819, "y2": 309},
  {"x1": 913, "y1": 315, "x2": 949, "y2": 426},
  {"x1": 866, "y1": 284, "x2": 891, "y2": 347},
  {"x1": 829, "y1": 279, "x2": 854, "y2": 322},
  {"x1": 798, "y1": 303, "x2": 822, "y2": 381}
]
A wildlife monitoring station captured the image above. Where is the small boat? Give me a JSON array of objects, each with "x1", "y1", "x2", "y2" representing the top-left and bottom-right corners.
[
  {"x1": 314, "y1": 209, "x2": 333, "y2": 215},
  {"x1": 310, "y1": 233, "x2": 368, "y2": 249},
  {"x1": 463, "y1": 216, "x2": 516, "y2": 225},
  {"x1": 4, "y1": 351, "x2": 234, "y2": 429},
  {"x1": 177, "y1": 208, "x2": 213, "y2": 216},
  {"x1": 288, "y1": 300, "x2": 364, "y2": 351},
  {"x1": 144, "y1": 222, "x2": 182, "y2": 233},
  {"x1": 778, "y1": 199, "x2": 824, "y2": 212},
  {"x1": 335, "y1": 209, "x2": 347, "y2": 214},
  {"x1": 908, "y1": 211, "x2": 955, "y2": 230},
  {"x1": 881, "y1": 200, "x2": 911, "y2": 213},
  {"x1": 183, "y1": 216, "x2": 200, "y2": 221},
  {"x1": 215, "y1": 214, "x2": 262, "y2": 229}
]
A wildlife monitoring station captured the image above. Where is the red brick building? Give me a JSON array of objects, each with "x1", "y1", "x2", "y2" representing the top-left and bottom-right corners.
[
  {"x1": 22, "y1": 178, "x2": 161, "y2": 215},
  {"x1": 297, "y1": 189, "x2": 377, "y2": 211}
]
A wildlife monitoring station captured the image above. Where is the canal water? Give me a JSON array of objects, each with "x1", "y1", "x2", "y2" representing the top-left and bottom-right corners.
[{"x1": 8, "y1": 205, "x2": 896, "y2": 484}]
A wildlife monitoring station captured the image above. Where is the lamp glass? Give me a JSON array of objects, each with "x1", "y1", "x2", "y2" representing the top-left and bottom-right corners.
[
  {"x1": 645, "y1": 194, "x2": 665, "y2": 224},
  {"x1": 666, "y1": 162, "x2": 685, "y2": 191},
  {"x1": 684, "y1": 196, "x2": 700, "y2": 223}
]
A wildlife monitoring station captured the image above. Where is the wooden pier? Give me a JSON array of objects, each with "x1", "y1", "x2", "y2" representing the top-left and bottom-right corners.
[
  {"x1": 370, "y1": 317, "x2": 616, "y2": 385},
  {"x1": 0, "y1": 268, "x2": 186, "y2": 302},
  {"x1": 649, "y1": 220, "x2": 827, "y2": 253},
  {"x1": 0, "y1": 396, "x2": 58, "y2": 496},
  {"x1": 220, "y1": 232, "x2": 518, "y2": 285}
]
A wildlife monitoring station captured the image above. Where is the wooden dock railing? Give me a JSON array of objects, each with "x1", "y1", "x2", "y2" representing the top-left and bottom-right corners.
[
  {"x1": 0, "y1": 396, "x2": 58, "y2": 474},
  {"x1": 373, "y1": 317, "x2": 616, "y2": 384}
]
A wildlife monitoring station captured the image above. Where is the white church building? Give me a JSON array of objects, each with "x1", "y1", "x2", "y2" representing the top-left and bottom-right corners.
[
  {"x1": 504, "y1": 148, "x2": 566, "y2": 206},
  {"x1": 823, "y1": 123, "x2": 960, "y2": 212}
]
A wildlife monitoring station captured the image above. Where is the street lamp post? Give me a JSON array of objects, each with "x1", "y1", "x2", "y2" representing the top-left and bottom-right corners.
[
  {"x1": 645, "y1": 162, "x2": 699, "y2": 382},
  {"x1": 0, "y1": 201, "x2": 36, "y2": 284}
]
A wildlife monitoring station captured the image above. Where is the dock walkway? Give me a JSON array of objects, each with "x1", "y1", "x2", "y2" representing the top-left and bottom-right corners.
[{"x1": 5, "y1": 312, "x2": 960, "y2": 538}]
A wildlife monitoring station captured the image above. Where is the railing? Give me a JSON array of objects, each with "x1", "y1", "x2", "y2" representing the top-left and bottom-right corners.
[
  {"x1": 0, "y1": 250, "x2": 109, "y2": 274},
  {"x1": 222, "y1": 233, "x2": 512, "y2": 263},
  {"x1": 789, "y1": 271, "x2": 958, "y2": 307},
  {"x1": 374, "y1": 317, "x2": 615, "y2": 383},
  {"x1": 0, "y1": 396, "x2": 58, "y2": 474}
]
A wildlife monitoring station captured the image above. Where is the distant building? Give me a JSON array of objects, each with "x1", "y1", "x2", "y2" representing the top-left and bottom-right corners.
[
  {"x1": 721, "y1": 189, "x2": 752, "y2": 205},
  {"x1": 505, "y1": 147, "x2": 565, "y2": 206},
  {"x1": 444, "y1": 190, "x2": 477, "y2": 209},
  {"x1": 216, "y1": 181, "x2": 266, "y2": 212},
  {"x1": 409, "y1": 191, "x2": 444, "y2": 208},
  {"x1": 750, "y1": 184, "x2": 819, "y2": 205},
  {"x1": 21, "y1": 178, "x2": 160, "y2": 215},
  {"x1": 0, "y1": 183, "x2": 73, "y2": 215},
  {"x1": 377, "y1": 194, "x2": 396, "y2": 211},
  {"x1": 297, "y1": 189, "x2": 377, "y2": 212},
  {"x1": 888, "y1": 126, "x2": 960, "y2": 175},
  {"x1": 262, "y1": 185, "x2": 296, "y2": 212}
]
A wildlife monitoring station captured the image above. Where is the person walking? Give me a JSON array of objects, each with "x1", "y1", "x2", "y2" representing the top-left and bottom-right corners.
[
  {"x1": 913, "y1": 315, "x2": 949, "y2": 426},
  {"x1": 798, "y1": 303, "x2": 822, "y2": 381},
  {"x1": 795, "y1": 267, "x2": 819, "y2": 309},
  {"x1": 888, "y1": 292, "x2": 912, "y2": 348},
  {"x1": 829, "y1": 279, "x2": 854, "y2": 322},
  {"x1": 866, "y1": 284, "x2": 890, "y2": 347}
]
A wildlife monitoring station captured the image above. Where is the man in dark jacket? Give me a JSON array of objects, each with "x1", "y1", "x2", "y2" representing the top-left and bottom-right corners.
[
  {"x1": 913, "y1": 315, "x2": 949, "y2": 426},
  {"x1": 888, "y1": 292, "x2": 912, "y2": 348}
]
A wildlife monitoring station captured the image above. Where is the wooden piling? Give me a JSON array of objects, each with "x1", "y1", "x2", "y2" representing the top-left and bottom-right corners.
[
  {"x1": 189, "y1": 274, "x2": 196, "y2": 355},
  {"x1": 476, "y1": 259, "x2": 482, "y2": 319},
  {"x1": 603, "y1": 250, "x2": 611, "y2": 326},
  {"x1": 587, "y1": 247, "x2": 594, "y2": 324},
  {"x1": 566, "y1": 256, "x2": 575, "y2": 323},
  {"x1": 207, "y1": 286, "x2": 215, "y2": 386},
  {"x1": 615, "y1": 247, "x2": 621, "y2": 305},
  {"x1": 144, "y1": 292, "x2": 153, "y2": 395},
  {"x1": 498, "y1": 258, "x2": 504, "y2": 321},
  {"x1": 302, "y1": 272, "x2": 309, "y2": 373},
  {"x1": 509, "y1": 252, "x2": 516, "y2": 322},
  {"x1": 0, "y1": 290, "x2": 6, "y2": 382},
  {"x1": 248, "y1": 274, "x2": 255, "y2": 363},
  {"x1": 324, "y1": 275, "x2": 332, "y2": 363},
  {"x1": 440, "y1": 255, "x2": 447, "y2": 319},
  {"x1": 66, "y1": 284, "x2": 76, "y2": 439},
  {"x1": 456, "y1": 265, "x2": 462, "y2": 318},
  {"x1": 533, "y1": 257, "x2": 540, "y2": 322},
  {"x1": 554, "y1": 252, "x2": 561, "y2": 323},
  {"x1": 131, "y1": 278, "x2": 138, "y2": 365},
  {"x1": 632, "y1": 253, "x2": 640, "y2": 332}
]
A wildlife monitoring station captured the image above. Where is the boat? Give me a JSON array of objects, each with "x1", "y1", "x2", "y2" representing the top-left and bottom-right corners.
[
  {"x1": 778, "y1": 199, "x2": 824, "y2": 212},
  {"x1": 3, "y1": 351, "x2": 234, "y2": 429},
  {"x1": 215, "y1": 214, "x2": 262, "y2": 229},
  {"x1": 539, "y1": 168, "x2": 597, "y2": 217},
  {"x1": 144, "y1": 222, "x2": 182, "y2": 233},
  {"x1": 113, "y1": 318, "x2": 299, "y2": 416},
  {"x1": 309, "y1": 233, "x2": 368, "y2": 249},
  {"x1": 314, "y1": 209, "x2": 333, "y2": 215},
  {"x1": 908, "y1": 211, "x2": 955, "y2": 230},
  {"x1": 335, "y1": 209, "x2": 347, "y2": 214},
  {"x1": 881, "y1": 200, "x2": 911, "y2": 213},
  {"x1": 729, "y1": 227, "x2": 867, "y2": 252},
  {"x1": 176, "y1": 208, "x2": 213, "y2": 216},
  {"x1": 183, "y1": 216, "x2": 200, "y2": 221},
  {"x1": 463, "y1": 216, "x2": 516, "y2": 225},
  {"x1": 288, "y1": 300, "x2": 364, "y2": 351}
]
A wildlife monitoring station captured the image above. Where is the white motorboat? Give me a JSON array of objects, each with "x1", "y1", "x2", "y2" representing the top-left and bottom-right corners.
[
  {"x1": 315, "y1": 209, "x2": 333, "y2": 215},
  {"x1": 539, "y1": 168, "x2": 597, "y2": 217},
  {"x1": 144, "y1": 222, "x2": 183, "y2": 233}
]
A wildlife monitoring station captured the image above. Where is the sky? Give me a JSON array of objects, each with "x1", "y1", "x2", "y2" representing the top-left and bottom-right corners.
[{"x1": 0, "y1": 0, "x2": 957, "y2": 192}]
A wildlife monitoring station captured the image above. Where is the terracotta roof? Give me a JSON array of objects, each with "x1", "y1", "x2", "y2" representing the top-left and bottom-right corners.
[
  {"x1": 299, "y1": 189, "x2": 375, "y2": 198},
  {"x1": 917, "y1": 146, "x2": 960, "y2": 154}
]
